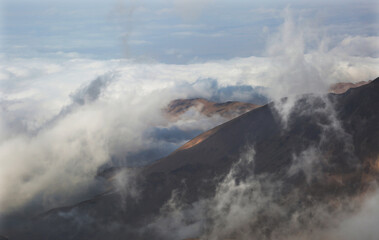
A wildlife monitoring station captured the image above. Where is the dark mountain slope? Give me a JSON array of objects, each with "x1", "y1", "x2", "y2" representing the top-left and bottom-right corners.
[
  {"x1": 147, "y1": 77, "x2": 378, "y2": 179},
  {"x1": 4, "y1": 78, "x2": 379, "y2": 239}
]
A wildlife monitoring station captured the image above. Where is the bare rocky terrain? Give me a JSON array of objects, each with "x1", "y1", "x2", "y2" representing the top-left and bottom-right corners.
[
  {"x1": 329, "y1": 80, "x2": 372, "y2": 94},
  {"x1": 165, "y1": 98, "x2": 261, "y2": 120}
]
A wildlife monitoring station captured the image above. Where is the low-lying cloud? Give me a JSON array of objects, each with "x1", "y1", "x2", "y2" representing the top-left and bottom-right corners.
[
  {"x1": 0, "y1": 8, "x2": 378, "y2": 223},
  {"x1": 144, "y1": 93, "x2": 377, "y2": 240}
]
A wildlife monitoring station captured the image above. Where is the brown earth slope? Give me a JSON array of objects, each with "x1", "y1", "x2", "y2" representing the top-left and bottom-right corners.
[
  {"x1": 165, "y1": 98, "x2": 261, "y2": 120},
  {"x1": 329, "y1": 80, "x2": 372, "y2": 94}
]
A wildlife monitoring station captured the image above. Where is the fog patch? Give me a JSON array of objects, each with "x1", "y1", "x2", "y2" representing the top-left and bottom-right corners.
[
  {"x1": 264, "y1": 8, "x2": 378, "y2": 121},
  {"x1": 112, "y1": 168, "x2": 140, "y2": 208},
  {"x1": 330, "y1": 190, "x2": 379, "y2": 240},
  {"x1": 145, "y1": 144, "x2": 365, "y2": 240},
  {"x1": 265, "y1": 8, "x2": 330, "y2": 101},
  {"x1": 70, "y1": 73, "x2": 117, "y2": 105},
  {"x1": 145, "y1": 190, "x2": 206, "y2": 240},
  {"x1": 288, "y1": 146, "x2": 324, "y2": 184}
]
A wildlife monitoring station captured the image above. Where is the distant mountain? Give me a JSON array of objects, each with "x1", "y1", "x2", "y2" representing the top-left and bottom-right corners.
[
  {"x1": 165, "y1": 98, "x2": 261, "y2": 120},
  {"x1": 4, "y1": 78, "x2": 379, "y2": 240},
  {"x1": 329, "y1": 80, "x2": 372, "y2": 94},
  {"x1": 96, "y1": 98, "x2": 261, "y2": 173}
]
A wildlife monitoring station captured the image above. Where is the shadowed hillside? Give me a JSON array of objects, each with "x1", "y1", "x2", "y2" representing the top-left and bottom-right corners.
[{"x1": 4, "y1": 78, "x2": 379, "y2": 240}]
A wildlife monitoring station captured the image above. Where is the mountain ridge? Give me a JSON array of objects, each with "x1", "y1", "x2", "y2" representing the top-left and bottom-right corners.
[
  {"x1": 4, "y1": 77, "x2": 379, "y2": 240},
  {"x1": 165, "y1": 98, "x2": 261, "y2": 120}
]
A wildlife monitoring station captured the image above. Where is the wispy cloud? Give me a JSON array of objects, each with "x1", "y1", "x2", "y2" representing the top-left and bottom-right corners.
[{"x1": 0, "y1": 6, "x2": 378, "y2": 225}]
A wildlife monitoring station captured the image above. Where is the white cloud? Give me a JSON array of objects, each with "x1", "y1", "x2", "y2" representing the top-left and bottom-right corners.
[
  {"x1": 263, "y1": 8, "x2": 379, "y2": 101},
  {"x1": 0, "y1": 9, "x2": 378, "y2": 217},
  {"x1": 334, "y1": 36, "x2": 379, "y2": 57}
]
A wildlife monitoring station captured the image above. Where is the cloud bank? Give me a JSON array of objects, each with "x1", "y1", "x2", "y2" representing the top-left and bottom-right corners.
[{"x1": 0, "y1": 9, "x2": 378, "y2": 221}]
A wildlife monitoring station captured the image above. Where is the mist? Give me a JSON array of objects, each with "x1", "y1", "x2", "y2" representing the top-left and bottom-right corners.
[
  {"x1": 0, "y1": 3, "x2": 378, "y2": 239},
  {"x1": 143, "y1": 91, "x2": 374, "y2": 240}
]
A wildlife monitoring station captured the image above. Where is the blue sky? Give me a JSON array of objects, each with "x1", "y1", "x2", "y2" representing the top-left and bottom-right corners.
[{"x1": 2, "y1": 0, "x2": 378, "y2": 63}]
